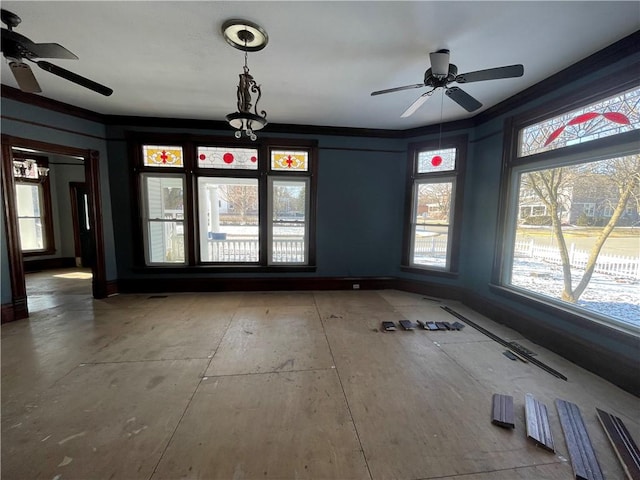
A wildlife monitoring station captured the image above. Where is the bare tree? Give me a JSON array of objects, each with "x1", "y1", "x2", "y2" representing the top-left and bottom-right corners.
[
  {"x1": 418, "y1": 182, "x2": 452, "y2": 221},
  {"x1": 523, "y1": 154, "x2": 640, "y2": 302},
  {"x1": 217, "y1": 185, "x2": 258, "y2": 223}
]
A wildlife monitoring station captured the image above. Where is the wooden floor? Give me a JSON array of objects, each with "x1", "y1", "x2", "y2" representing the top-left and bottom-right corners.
[{"x1": 2, "y1": 268, "x2": 638, "y2": 480}]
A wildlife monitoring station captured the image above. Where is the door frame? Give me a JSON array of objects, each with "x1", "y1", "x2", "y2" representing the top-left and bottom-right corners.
[{"x1": 1, "y1": 134, "x2": 108, "y2": 320}]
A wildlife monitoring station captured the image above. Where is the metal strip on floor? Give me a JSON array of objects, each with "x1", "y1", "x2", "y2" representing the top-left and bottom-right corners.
[
  {"x1": 525, "y1": 393, "x2": 555, "y2": 452},
  {"x1": 491, "y1": 393, "x2": 515, "y2": 429},
  {"x1": 556, "y1": 399, "x2": 604, "y2": 480},
  {"x1": 441, "y1": 306, "x2": 567, "y2": 381},
  {"x1": 596, "y1": 408, "x2": 640, "y2": 480}
]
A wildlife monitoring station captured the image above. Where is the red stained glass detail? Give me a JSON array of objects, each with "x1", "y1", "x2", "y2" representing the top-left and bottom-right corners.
[
  {"x1": 567, "y1": 112, "x2": 599, "y2": 125},
  {"x1": 199, "y1": 154, "x2": 206, "y2": 161},
  {"x1": 545, "y1": 111, "x2": 633, "y2": 147},
  {"x1": 223, "y1": 153, "x2": 234, "y2": 164},
  {"x1": 603, "y1": 112, "x2": 631, "y2": 125},
  {"x1": 431, "y1": 155, "x2": 442, "y2": 167},
  {"x1": 250, "y1": 156, "x2": 257, "y2": 163},
  {"x1": 160, "y1": 150, "x2": 168, "y2": 163},
  {"x1": 286, "y1": 155, "x2": 293, "y2": 168},
  {"x1": 544, "y1": 126, "x2": 566, "y2": 146}
]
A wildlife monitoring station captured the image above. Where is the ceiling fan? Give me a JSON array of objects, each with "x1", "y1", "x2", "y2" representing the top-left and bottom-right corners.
[
  {"x1": 371, "y1": 49, "x2": 523, "y2": 117},
  {"x1": 1, "y1": 9, "x2": 112, "y2": 96}
]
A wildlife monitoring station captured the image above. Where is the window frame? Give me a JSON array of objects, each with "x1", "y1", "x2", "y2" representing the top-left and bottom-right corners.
[
  {"x1": 401, "y1": 134, "x2": 467, "y2": 275},
  {"x1": 128, "y1": 133, "x2": 317, "y2": 272},
  {"x1": 14, "y1": 155, "x2": 55, "y2": 256},
  {"x1": 494, "y1": 67, "x2": 640, "y2": 334}
]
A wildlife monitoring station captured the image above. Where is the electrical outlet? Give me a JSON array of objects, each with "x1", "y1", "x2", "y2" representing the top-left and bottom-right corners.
[{"x1": 352, "y1": 283, "x2": 360, "y2": 290}]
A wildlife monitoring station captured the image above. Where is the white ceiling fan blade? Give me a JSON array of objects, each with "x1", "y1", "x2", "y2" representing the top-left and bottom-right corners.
[
  {"x1": 401, "y1": 90, "x2": 434, "y2": 118},
  {"x1": 429, "y1": 49, "x2": 450, "y2": 77},
  {"x1": 8, "y1": 59, "x2": 41, "y2": 93}
]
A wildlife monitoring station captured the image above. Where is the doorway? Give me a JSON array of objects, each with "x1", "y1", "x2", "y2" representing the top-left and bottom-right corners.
[{"x1": 1, "y1": 134, "x2": 108, "y2": 322}]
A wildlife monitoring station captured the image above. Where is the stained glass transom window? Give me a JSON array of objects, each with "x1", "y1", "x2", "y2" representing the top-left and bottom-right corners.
[
  {"x1": 197, "y1": 146, "x2": 258, "y2": 170},
  {"x1": 519, "y1": 85, "x2": 640, "y2": 157},
  {"x1": 142, "y1": 146, "x2": 183, "y2": 167},
  {"x1": 417, "y1": 148, "x2": 456, "y2": 173},
  {"x1": 271, "y1": 151, "x2": 308, "y2": 171}
]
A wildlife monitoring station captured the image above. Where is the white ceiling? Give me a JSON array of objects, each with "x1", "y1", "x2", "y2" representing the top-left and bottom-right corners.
[{"x1": 1, "y1": 1, "x2": 639, "y2": 130}]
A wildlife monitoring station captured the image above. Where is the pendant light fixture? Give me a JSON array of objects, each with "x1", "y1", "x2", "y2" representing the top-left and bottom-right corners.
[
  {"x1": 13, "y1": 158, "x2": 49, "y2": 181},
  {"x1": 221, "y1": 19, "x2": 268, "y2": 141}
]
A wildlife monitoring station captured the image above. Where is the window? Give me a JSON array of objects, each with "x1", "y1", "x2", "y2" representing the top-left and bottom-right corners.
[
  {"x1": 269, "y1": 178, "x2": 309, "y2": 264},
  {"x1": 141, "y1": 173, "x2": 185, "y2": 264},
  {"x1": 14, "y1": 156, "x2": 55, "y2": 255},
  {"x1": 198, "y1": 177, "x2": 259, "y2": 262},
  {"x1": 403, "y1": 136, "x2": 466, "y2": 273},
  {"x1": 499, "y1": 82, "x2": 640, "y2": 333},
  {"x1": 132, "y1": 136, "x2": 317, "y2": 269}
]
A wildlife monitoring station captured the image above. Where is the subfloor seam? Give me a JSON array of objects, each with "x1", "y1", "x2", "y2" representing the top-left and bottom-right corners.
[
  {"x1": 314, "y1": 292, "x2": 374, "y2": 480},
  {"x1": 146, "y1": 310, "x2": 237, "y2": 480},
  {"x1": 414, "y1": 460, "x2": 565, "y2": 479}
]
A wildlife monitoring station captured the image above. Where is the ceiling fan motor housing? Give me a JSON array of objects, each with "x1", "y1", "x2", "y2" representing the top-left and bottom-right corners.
[{"x1": 425, "y1": 64, "x2": 458, "y2": 88}]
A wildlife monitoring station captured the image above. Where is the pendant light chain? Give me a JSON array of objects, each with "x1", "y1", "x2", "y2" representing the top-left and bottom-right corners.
[{"x1": 438, "y1": 88, "x2": 444, "y2": 150}]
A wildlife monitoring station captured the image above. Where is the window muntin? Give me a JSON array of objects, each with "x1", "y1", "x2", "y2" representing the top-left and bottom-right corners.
[
  {"x1": 500, "y1": 82, "x2": 640, "y2": 333},
  {"x1": 198, "y1": 177, "x2": 259, "y2": 263},
  {"x1": 197, "y1": 146, "x2": 258, "y2": 170},
  {"x1": 271, "y1": 150, "x2": 308, "y2": 171},
  {"x1": 142, "y1": 145, "x2": 184, "y2": 167},
  {"x1": 519, "y1": 85, "x2": 640, "y2": 157},
  {"x1": 141, "y1": 174, "x2": 186, "y2": 264},
  {"x1": 269, "y1": 178, "x2": 309, "y2": 264}
]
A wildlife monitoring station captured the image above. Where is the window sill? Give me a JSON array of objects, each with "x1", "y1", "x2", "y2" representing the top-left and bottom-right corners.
[
  {"x1": 400, "y1": 265, "x2": 458, "y2": 278},
  {"x1": 489, "y1": 283, "x2": 639, "y2": 339},
  {"x1": 22, "y1": 249, "x2": 56, "y2": 257},
  {"x1": 132, "y1": 265, "x2": 317, "y2": 274}
]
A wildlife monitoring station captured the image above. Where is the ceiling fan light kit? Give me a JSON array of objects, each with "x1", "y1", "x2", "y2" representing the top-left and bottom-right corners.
[
  {"x1": 371, "y1": 48, "x2": 524, "y2": 118},
  {"x1": 222, "y1": 19, "x2": 269, "y2": 141},
  {"x1": 1, "y1": 8, "x2": 113, "y2": 96}
]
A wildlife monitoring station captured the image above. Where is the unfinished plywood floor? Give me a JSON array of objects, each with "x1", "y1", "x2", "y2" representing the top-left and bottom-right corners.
[{"x1": 1, "y1": 269, "x2": 638, "y2": 479}]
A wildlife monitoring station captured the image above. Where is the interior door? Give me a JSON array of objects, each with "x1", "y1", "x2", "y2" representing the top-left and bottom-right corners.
[{"x1": 70, "y1": 182, "x2": 95, "y2": 268}]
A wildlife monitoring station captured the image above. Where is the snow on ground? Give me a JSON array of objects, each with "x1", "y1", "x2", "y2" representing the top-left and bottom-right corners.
[
  {"x1": 415, "y1": 254, "x2": 639, "y2": 330},
  {"x1": 512, "y1": 259, "x2": 639, "y2": 329}
]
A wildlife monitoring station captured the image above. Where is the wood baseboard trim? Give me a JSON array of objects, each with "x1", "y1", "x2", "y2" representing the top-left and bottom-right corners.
[
  {"x1": 117, "y1": 276, "x2": 397, "y2": 294},
  {"x1": 1, "y1": 296, "x2": 28, "y2": 323},
  {"x1": 556, "y1": 399, "x2": 604, "y2": 480},
  {"x1": 525, "y1": 394, "x2": 555, "y2": 453},
  {"x1": 23, "y1": 257, "x2": 76, "y2": 272},
  {"x1": 1, "y1": 303, "x2": 15, "y2": 323}
]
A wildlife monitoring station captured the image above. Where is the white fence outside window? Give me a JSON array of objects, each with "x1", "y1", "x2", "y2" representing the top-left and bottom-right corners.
[
  {"x1": 207, "y1": 239, "x2": 305, "y2": 263},
  {"x1": 514, "y1": 239, "x2": 639, "y2": 280}
]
